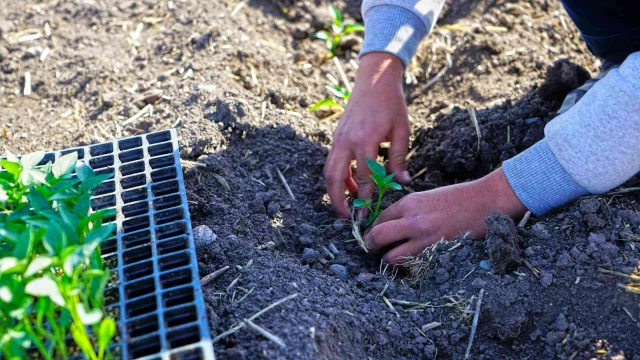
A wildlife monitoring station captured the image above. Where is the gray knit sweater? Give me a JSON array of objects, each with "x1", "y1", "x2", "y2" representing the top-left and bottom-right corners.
[{"x1": 360, "y1": 0, "x2": 640, "y2": 215}]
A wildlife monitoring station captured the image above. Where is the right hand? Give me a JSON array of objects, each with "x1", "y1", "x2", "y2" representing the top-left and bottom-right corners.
[{"x1": 324, "y1": 52, "x2": 411, "y2": 218}]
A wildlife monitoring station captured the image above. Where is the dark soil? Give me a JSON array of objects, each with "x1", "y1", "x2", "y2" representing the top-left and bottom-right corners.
[{"x1": 2, "y1": 0, "x2": 639, "y2": 359}]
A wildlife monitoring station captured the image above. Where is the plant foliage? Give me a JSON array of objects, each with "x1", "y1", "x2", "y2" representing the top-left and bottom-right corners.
[
  {"x1": 353, "y1": 158, "x2": 402, "y2": 226},
  {"x1": 0, "y1": 151, "x2": 117, "y2": 360},
  {"x1": 309, "y1": 85, "x2": 350, "y2": 112},
  {"x1": 313, "y1": 4, "x2": 364, "y2": 57}
]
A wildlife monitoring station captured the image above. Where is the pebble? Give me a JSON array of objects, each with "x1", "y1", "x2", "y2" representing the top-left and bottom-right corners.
[
  {"x1": 479, "y1": 260, "x2": 492, "y2": 271},
  {"x1": 301, "y1": 248, "x2": 320, "y2": 264},
  {"x1": 471, "y1": 278, "x2": 487, "y2": 289},
  {"x1": 193, "y1": 225, "x2": 217, "y2": 248},
  {"x1": 330, "y1": 264, "x2": 348, "y2": 281},
  {"x1": 102, "y1": 93, "x2": 114, "y2": 108},
  {"x1": 544, "y1": 330, "x2": 566, "y2": 346},
  {"x1": 555, "y1": 252, "x2": 572, "y2": 269},
  {"x1": 434, "y1": 268, "x2": 450, "y2": 284},
  {"x1": 540, "y1": 271, "x2": 553, "y2": 288}
]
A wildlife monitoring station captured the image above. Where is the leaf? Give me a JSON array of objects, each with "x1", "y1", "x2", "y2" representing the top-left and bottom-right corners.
[
  {"x1": 26, "y1": 190, "x2": 50, "y2": 211},
  {"x1": 24, "y1": 256, "x2": 53, "y2": 277},
  {"x1": 59, "y1": 206, "x2": 79, "y2": 230},
  {"x1": 353, "y1": 199, "x2": 366, "y2": 208},
  {"x1": 368, "y1": 213, "x2": 376, "y2": 226},
  {"x1": 75, "y1": 161, "x2": 94, "y2": 181},
  {"x1": 85, "y1": 223, "x2": 116, "y2": 244},
  {"x1": 25, "y1": 276, "x2": 65, "y2": 306},
  {"x1": 52, "y1": 152, "x2": 78, "y2": 179},
  {"x1": 0, "y1": 228, "x2": 20, "y2": 244},
  {"x1": 20, "y1": 151, "x2": 45, "y2": 169},
  {"x1": 43, "y1": 221, "x2": 67, "y2": 256},
  {"x1": 0, "y1": 286, "x2": 12, "y2": 303},
  {"x1": 389, "y1": 182, "x2": 402, "y2": 191},
  {"x1": 76, "y1": 303, "x2": 103, "y2": 325},
  {"x1": 326, "y1": 85, "x2": 349, "y2": 99},
  {"x1": 0, "y1": 160, "x2": 21, "y2": 177},
  {"x1": 0, "y1": 257, "x2": 20, "y2": 274},
  {"x1": 12, "y1": 225, "x2": 34, "y2": 259},
  {"x1": 70, "y1": 322, "x2": 94, "y2": 356},
  {"x1": 328, "y1": 4, "x2": 343, "y2": 25},
  {"x1": 309, "y1": 98, "x2": 343, "y2": 111},
  {"x1": 343, "y1": 23, "x2": 365, "y2": 34},
  {"x1": 314, "y1": 30, "x2": 330, "y2": 41},
  {"x1": 63, "y1": 240, "x2": 101, "y2": 276},
  {"x1": 73, "y1": 193, "x2": 91, "y2": 217},
  {"x1": 98, "y1": 318, "x2": 116, "y2": 357},
  {"x1": 20, "y1": 168, "x2": 48, "y2": 186},
  {"x1": 5, "y1": 150, "x2": 19, "y2": 163},
  {"x1": 383, "y1": 173, "x2": 395, "y2": 183},
  {"x1": 365, "y1": 158, "x2": 386, "y2": 179}
]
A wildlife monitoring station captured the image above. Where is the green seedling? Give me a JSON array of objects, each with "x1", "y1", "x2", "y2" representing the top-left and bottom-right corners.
[
  {"x1": 309, "y1": 85, "x2": 350, "y2": 112},
  {"x1": 353, "y1": 158, "x2": 402, "y2": 226},
  {"x1": 0, "y1": 151, "x2": 116, "y2": 360},
  {"x1": 314, "y1": 4, "x2": 364, "y2": 57}
]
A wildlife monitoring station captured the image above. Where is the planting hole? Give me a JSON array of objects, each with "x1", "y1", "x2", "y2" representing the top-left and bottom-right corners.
[
  {"x1": 61, "y1": 148, "x2": 84, "y2": 159},
  {"x1": 123, "y1": 244, "x2": 152, "y2": 265},
  {"x1": 158, "y1": 251, "x2": 190, "y2": 272},
  {"x1": 122, "y1": 230, "x2": 151, "y2": 249},
  {"x1": 151, "y1": 166, "x2": 177, "y2": 182},
  {"x1": 154, "y1": 194, "x2": 181, "y2": 211},
  {"x1": 89, "y1": 154, "x2": 114, "y2": 169},
  {"x1": 160, "y1": 268, "x2": 192, "y2": 290},
  {"x1": 149, "y1": 155, "x2": 174, "y2": 169},
  {"x1": 121, "y1": 173, "x2": 146, "y2": 190},
  {"x1": 91, "y1": 194, "x2": 116, "y2": 211},
  {"x1": 119, "y1": 148, "x2": 144, "y2": 164},
  {"x1": 124, "y1": 260, "x2": 154, "y2": 281},
  {"x1": 127, "y1": 314, "x2": 159, "y2": 339},
  {"x1": 94, "y1": 180, "x2": 115, "y2": 196},
  {"x1": 129, "y1": 335, "x2": 161, "y2": 358},
  {"x1": 164, "y1": 305, "x2": 197, "y2": 328},
  {"x1": 122, "y1": 216, "x2": 150, "y2": 234},
  {"x1": 126, "y1": 294, "x2": 158, "y2": 318},
  {"x1": 155, "y1": 207, "x2": 184, "y2": 226},
  {"x1": 101, "y1": 238, "x2": 117, "y2": 256},
  {"x1": 147, "y1": 130, "x2": 171, "y2": 144},
  {"x1": 120, "y1": 160, "x2": 145, "y2": 177},
  {"x1": 119, "y1": 137, "x2": 143, "y2": 151},
  {"x1": 170, "y1": 347, "x2": 203, "y2": 360},
  {"x1": 122, "y1": 187, "x2": 147, "y2": 204},
  {"x1": 151, "y1": 180, "x2": 179, "y2": 197},
  {"x1": 90, "y1": 142, "x2": 114, "y2": 157},
  {"x1": 166, "y1": 325, "x2": 200, "y2": 349},
  {"x1": 122, "y1": 201, "x2": 149, "y2": 218},
  {"x1": 156, "y1": 222, "x2": 187, "y2": 240},
  {"x1": 157, "y1": 236, "x2": 189, "y2": 255},
  {"x1": 125, "y1": 277, "x2": 156, "y2": 300},
  {"x1": 163, "y1": 287, "x2": 194, "y2": 308}
]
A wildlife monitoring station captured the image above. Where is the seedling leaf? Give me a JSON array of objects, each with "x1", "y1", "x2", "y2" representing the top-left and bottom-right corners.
[
  {"x1": 98, "y1": 318, "x2": 116, "y2": 358},
  {"x1": 20, "y1": 151, "x2": 45, "y2": 169},
  {"x1": 389, "y1": 182, "x2": 402, "y2": 190},
  {"x1": 52, "y1": 152, "x2": 78, "y2": 179},
  {"x1": 366, "y1": 158, "x2": 386, "y2": 179},
  {"x1": 343, "y1": 23, "x2": 365, "y2": 34},
  {"x1": 309, "y1": 97, "x2": 343, "y2": 111},
  {"x1": 25, "y1": 276, "x2": 65, "y2": 306}
]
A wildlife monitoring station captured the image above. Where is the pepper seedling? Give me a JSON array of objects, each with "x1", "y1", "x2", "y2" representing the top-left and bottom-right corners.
[
  {"x1": 353, "y1": 158, "x2": 402, "y2": 226},
  {"x1": 313, "y1": 4, "x2": 364, "y2": 58},
  {"x1": 309, "y1": 85, "x2": 350, "y2": 112}
]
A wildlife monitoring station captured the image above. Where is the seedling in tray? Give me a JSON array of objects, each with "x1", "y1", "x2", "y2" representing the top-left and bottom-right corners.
[
  {"x1": 0, "y1": 151, "x2": 116, "y2": 360},
  {"x1": 313, "y1": 4, "x2": 364, "y2": 58},
  {"x1": 353, "y1": 158, "x2": 402, "y2": 226}
]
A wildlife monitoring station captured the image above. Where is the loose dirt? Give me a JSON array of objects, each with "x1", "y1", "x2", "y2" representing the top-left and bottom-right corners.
[{"x1": 1, "y1": 0, "x2": 638, "y2": 359}]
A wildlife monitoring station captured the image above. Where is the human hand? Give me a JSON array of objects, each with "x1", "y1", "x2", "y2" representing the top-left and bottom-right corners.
[
  {"x1": 364, "y1": 168, "x2": 527, "y2": 264},
  {"x1": 324, "y1": 52, "x2": 411, "y2": 218}
]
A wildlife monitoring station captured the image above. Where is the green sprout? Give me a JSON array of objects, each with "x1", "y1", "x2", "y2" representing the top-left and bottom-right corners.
[
  {"x1": 309, "y1": 85, "x2": 350, "y2": 112},
  {"x1": 0, "y1": 151, "x2": 117, "y2": 360},
  {"x1": 353, "y1": 158, "x2": 402, "y2": 226},
  {"x1": 314, "y1": 4, "x2": 364, "y2": 57}
]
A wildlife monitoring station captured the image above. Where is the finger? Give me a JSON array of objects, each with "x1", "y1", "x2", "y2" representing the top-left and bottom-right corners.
[
  {"x1": 324, "y1": 147, "x2": 353, "y2": 218},
  {"x1": 383, "y1": 238, "x2": 437, "y2": 265},
  {"x1": 369, "y1": 198, "x2": 404, "y2": 228},
  {"x1": 365, "y1": 219, "x2": 413, "y2": 253},
  {"x1": 345, "y1": 166, "x2": 358, "y2": 194},
  {"x1": 388, "y1": 125, "x2": 411, "y2": 183}
]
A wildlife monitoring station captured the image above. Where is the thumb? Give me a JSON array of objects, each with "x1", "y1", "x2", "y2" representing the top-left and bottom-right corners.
[{"x1": 388, "y1": 126, "x2": 410, "y2": 184}]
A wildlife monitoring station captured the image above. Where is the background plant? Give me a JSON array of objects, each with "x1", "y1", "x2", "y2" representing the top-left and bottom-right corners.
[
  {"x1": 353, "y1": 158, "x2": 402, "y2": 226},
  {"x1": 313, "y1": 4, "x2": 364, "y2": 58},
  {"x1": 309, "y1": 85, "x2": 350, "y2": 112},
  {"x1": 0, "y1": 151, "x2": 116, "y2": 360}
]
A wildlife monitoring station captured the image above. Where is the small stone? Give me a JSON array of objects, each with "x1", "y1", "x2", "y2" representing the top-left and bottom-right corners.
[
  {"x1": 552, "y1": 313, "x2": 569, "y2": 332},
  {"x1": 479, "y1": 260, "x2": 492, "y2": 271},
  {"x1": 556, "y1": 252, "x2": 572, "y2": 269},
  {"x1": 434, "y1": 268, "x2": 450, "y2": 284},
  {"x1": 102, "y1": 93, "x2": 114, "y2": 108},
  {"x1": 301, "y1": 248, "x2": 320, "y2": 264},
  {"x1": 332, "y1": 219, "x2": 346, "y2": 231},
  {"x1": 544, "y1": 331, "x2": 566, "y2": 346},
  {"x1": 291, "y1": 26, "x2": 309, "y2": 40},
  {"x1": 193, "y1": 225, "x2": 217, "y2": 248},
  {"x1": 22, "y1": 46, "x2": 43, "y2": 60},
  {"x1": 330, "y1": 264, "x2": 348, "y2": 281},
  {"x1": 540, "y1": 271, "x2": 553, "y2": 288},
  {"x1": 471, "y1": 278, "x2": 487, "y2": 289},
  {"x1": 356, "y1": 273, "x2": 374, "y2": 284},
  {"x1": 298, "y1": 235, "x2": 314, "y2": 246}
]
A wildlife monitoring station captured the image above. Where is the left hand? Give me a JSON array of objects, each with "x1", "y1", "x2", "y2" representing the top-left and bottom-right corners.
[{"x1": 364, "y1": 168, "x2": 527, "y2": 264}]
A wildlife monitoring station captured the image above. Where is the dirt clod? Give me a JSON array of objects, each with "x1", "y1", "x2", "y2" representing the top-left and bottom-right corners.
[{"x1": 485, "y1": 212, "x2": 523, "y2": 274}]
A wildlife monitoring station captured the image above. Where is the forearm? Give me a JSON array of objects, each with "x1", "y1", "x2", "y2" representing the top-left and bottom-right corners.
[
  {"x1": 504, "y1": 52, "x2": 640, "y2": 215},
  {"x1": 360, "y1": 0, "x2": 445, "y2": 67}
]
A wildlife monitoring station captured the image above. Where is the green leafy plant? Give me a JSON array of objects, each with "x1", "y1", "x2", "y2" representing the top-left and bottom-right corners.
[
  {"x1": 0, "y1": 151, "x2": 117, "y2": 360},
  {"x1": 314, "y1": 4, "x2": 364, "y2": 57},
  {"x1": 353, "y1": 158, "x2": 402, "y2": 226},
  {"x1": 309, "y1": 85, "x2": 350, "y2": 112}
]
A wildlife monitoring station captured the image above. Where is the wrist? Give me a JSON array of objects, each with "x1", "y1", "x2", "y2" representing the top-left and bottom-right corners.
[
  {"x1": 356, "y1": 52, "x2": 404, "y2": 89},
  {"x1": 475, "y1": 168, "x2": 527, "y2": 219}
]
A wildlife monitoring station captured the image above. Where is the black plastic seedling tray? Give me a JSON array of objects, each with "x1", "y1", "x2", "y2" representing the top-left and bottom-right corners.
[{"x1": 38, "y1": 129, "x2": 214, "y2": 360}]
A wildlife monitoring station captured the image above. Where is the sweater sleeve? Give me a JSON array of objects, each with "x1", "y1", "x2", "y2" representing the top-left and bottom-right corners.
[
  {"x1": 503, "y1": 51, "x2": 640, "y2": 216},
  {"x1": 359, "y1": 0, "x2": 445, "y2": 67}
]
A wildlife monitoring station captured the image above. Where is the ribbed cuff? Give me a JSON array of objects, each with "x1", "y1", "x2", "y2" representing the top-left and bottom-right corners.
[
  {"x1": 359, "y1": 5, "x2": 428, "y2": 68},
  {"x1": 502, "y1": 139, "x2": 589, "y2": 216}
]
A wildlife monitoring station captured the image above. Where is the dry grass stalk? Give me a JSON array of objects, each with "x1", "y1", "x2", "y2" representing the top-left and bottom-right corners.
[
  {"x1": 382, "y1": 296, "x2": 400, "y2": 318},
  {"x1": 465, "y1": 288, "x2": 484, "y2": 359},
  {"x1": 23, "y1": 72, "x2": 32, "y2": 96},
  {"x1": 181, "y1": 160, "x2": 207, "y2": 168},
  {"x1": 122, "y1": 104, "x2": 152, "y2": 126},
  {"x1": 201, "y1": 266, "x2": 230, "y2": 287},
  {"x1": 523, "y1": 259, "x2": 541, "y2": 279},
  {"x1": 213, "y1": 174, "x2": 231, "y2": 192},
  {"x1": 518, "y1": 211, "x2": 532, "y2": 227},
  {"x1": 212, "y1": 293, "x2": 299, "y2": 344},
  {"x1": 244, "y1": 318, "x2": 286, "y2": 348},
  {"x1": 401, "y1": 238, "x2": 447, "y2": 283},
  {"x1": 231, "y1": 0, "x2": 246, "y2": 17},
  {"x1": 276, "y1": 167, "x2": 296, "y2": 200},
  {"x1": 467, "y1": 107, "x2": 482, "y2": 152},
  {"x1": 332, "y1": 56, "x2": 352, "y2": 92},
  {"x1": 350, "y1": 209, "x2": 369, "y2": 253},
  {"x1": 597, "y1": 268, "x2": 640, "y2": 282},
  {"x1": 422, "y1": 322, "x2": 442, "y2": 332},
  {"x1": 410, "y1": 167, "x2": 428, "y2": 182}
]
